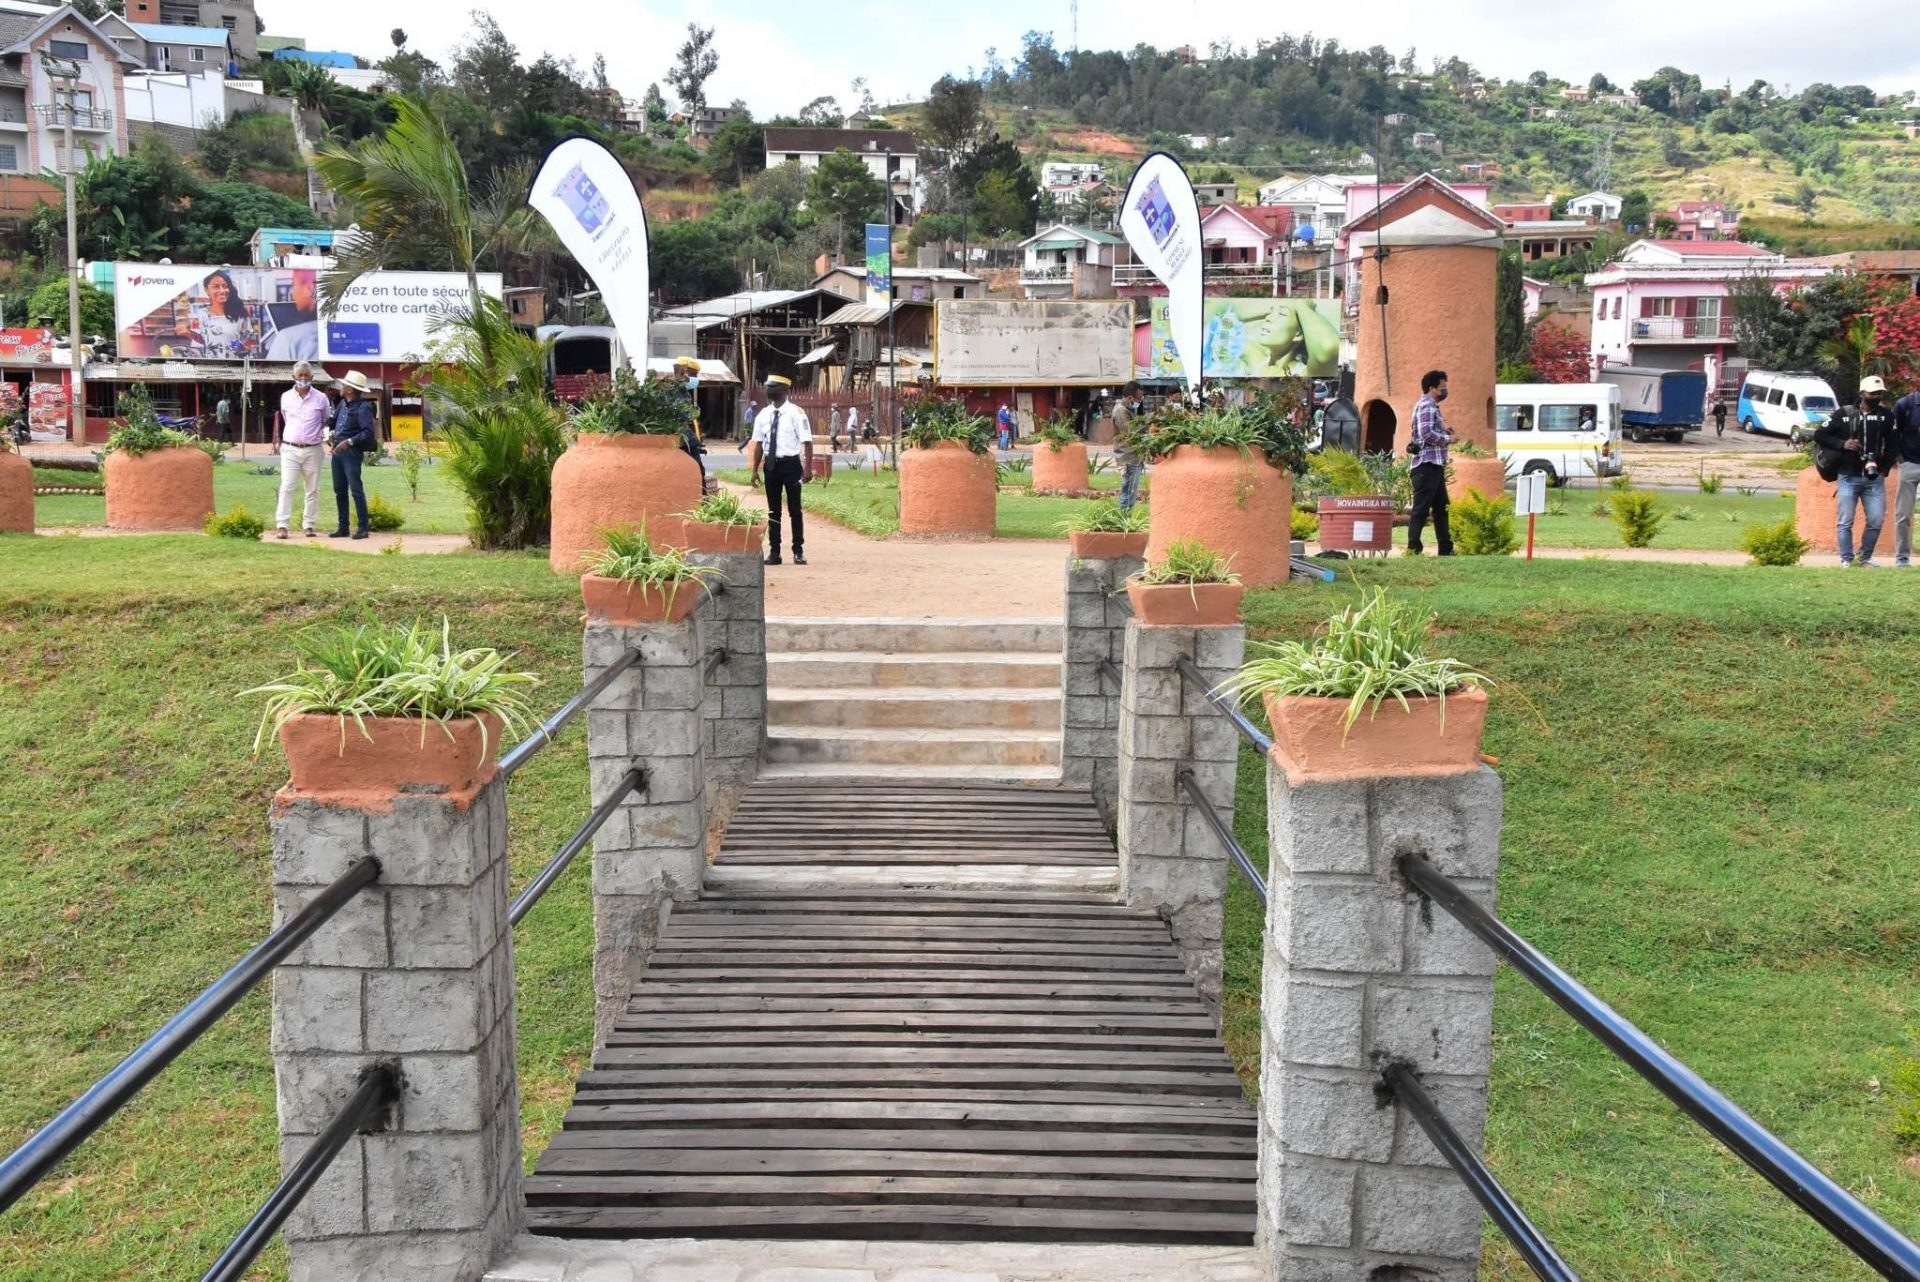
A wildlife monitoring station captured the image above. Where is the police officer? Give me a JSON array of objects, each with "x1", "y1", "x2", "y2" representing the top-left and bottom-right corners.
[{"x1": 749, "y1": 374, "x2": 813, "y2": 565}]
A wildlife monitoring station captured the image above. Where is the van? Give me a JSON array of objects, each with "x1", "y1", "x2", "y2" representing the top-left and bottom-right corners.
[
  {"x1": 1737, "y1": 370, "x2": 1839, "y2": 442},
  {"x1": 1494, "y1": 383, "x2": 1624, "y2": 484}
]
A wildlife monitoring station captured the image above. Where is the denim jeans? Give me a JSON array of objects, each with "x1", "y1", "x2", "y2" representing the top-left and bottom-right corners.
[
  {"x1": 331, "y1": 449, "x2": 369, "y2": 533},
  {"x1": 1836, "y1": 472, "x2": 1886, "y2": 564},
  {"x1": 1119, "y1": 461, "x2": 1144, "y2": 511}
]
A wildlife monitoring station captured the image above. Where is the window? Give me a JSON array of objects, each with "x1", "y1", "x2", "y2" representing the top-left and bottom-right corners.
[
  {"x1": 0, "y1": 143, "x2": 17, "y2": 172},
  {"x1": 1766, "y1": 386, "x2": 1784, "y2": 406},
  {"x1": 1612, "y1": 297, "x2": 1622, "y2": 319},
  {"x1": 221, "y1": 15, "x2": 237, "y2": 30},
  {"x1": 1538, "y1": 404, "x2": 1590, "y2": 432},
  {"x1": 188, "y1": 46, "x2": 204, "y2": 61},
  {"x1": 48, "y1": 39, "x2": 89, "y2": 60},
  {"x1": 1785, "y1": 393, "x2": 1799, "y2": 411},
  {"x1": 1495, "y1": 404, "x2": 1532, "y2": 432}
]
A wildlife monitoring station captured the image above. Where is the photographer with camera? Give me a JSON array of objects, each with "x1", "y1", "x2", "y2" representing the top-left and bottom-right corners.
[
  {"x1": 1814, "y1": 375, "x2": 1897, "y2": 567},
  {"x1": 1406, "y1": 369, "x2": 1454, "y2": 557}
]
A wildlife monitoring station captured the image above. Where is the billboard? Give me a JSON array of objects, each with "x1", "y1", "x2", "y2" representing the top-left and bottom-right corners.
[
  {"x1": 863, "y1": 223, "x2": 892, "y2": 308},
  {"x1": 933, "y1": 300, "x2": 1134, "y2": 387},
  {"x1": 113, "y1": 264, "x2": 504, "y2": 363},
  {"x1": 1149, "y1": 297, "x2": 1342, "y2": 379}
]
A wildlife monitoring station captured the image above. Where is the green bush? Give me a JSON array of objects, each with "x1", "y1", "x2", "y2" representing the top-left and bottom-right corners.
[
  {"x1": 104, "y1": 384, "x2": 194, "y2": 458},
  {"x1": 366, "y1": 493, "x2": 406, "y2": 532},
  {"x1": 1740, "y1": 516, "x2": 1811, "y2": 566},
  {"x1": 903, "y1": 398, "x2": 993, "y2": 454},
  {"x1": 393, "y1": 441, "x2": 427, "y2": 501},
  {"x1": 204, "y1": 505, "x2": 267, "y2": 540},
  {"x1": 1698, "y1": 465, "x2": 1724, "y2": 495},
  {"x1": 1611, "y1": 491, "x2": 1665, "y2": 547},
  {"x1": 574, "y1": 368, "x2": 693, "y2": 437},
  {"x1": 1291, "y1": 508, "x2": 1319, "y2": 541},
  {"x1": 1452, "y1": 488, "x2": 1521, "y2": 556},
  {"x1": 1893, "y1": 1043, "x2": 1920, "y2": 1152}
]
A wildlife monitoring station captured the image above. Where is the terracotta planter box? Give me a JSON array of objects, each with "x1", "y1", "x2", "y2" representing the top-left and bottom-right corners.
[
  {"x1": 1069, "y1": 530, "x2": 1148, "y2": 559},
  {"x1": 1792, "y1": 463, "x2": 1887, "y2": 555},
  {"x1": 0, "y1": 451, "x2": 31, "y2": 533},
  {"x1": 581, "y1": 573, "x2": 703, "y2": 626},
  {"x1": 550, "y1": 433, "x2": 702, "y2": 574},
  {"x1": 1125, "y1": 579, "x2": 1245, "y2": 627},
  {"x1": 900, "y1": 439, "x2": 995, "y2": 536},
  {"x1": 1265, "y1": 686, "x2": 1488, "y2": 784},
  {"x1": 1145, "y1": 445, "x2": 1291, "y2": 587},
  {"x1": 1448, "y1": 455, "x2": 1509, "y2": 504},
  {"x1": 669, "y1": 519, "x2": 766, "y2": 555},
  {"x1": 104, "y1": 445, "x2": 214, "y2": 531},
  {"x1": 1033, "y1": 441, "x2": 1090, "y2": 494},
  {"x1": 1317, "y1": 495, "x2": 1397, "y2": 554},
  {"x1": 278, "y1": 712, "x2": 503, "y2": 810}
]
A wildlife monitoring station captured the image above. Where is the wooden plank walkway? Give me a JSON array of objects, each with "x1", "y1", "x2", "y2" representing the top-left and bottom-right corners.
[{"x1": 527, "y1": 782, "x2": 1258, "y2": 1244}]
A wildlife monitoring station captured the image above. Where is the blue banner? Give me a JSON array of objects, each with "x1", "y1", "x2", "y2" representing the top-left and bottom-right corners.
[{"x1": 864, "y1": 223, "x2": 892, "y2": 307}]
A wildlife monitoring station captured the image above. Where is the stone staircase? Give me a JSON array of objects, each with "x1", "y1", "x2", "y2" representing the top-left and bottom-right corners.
[{"x1": 761, "y1": 618, "x2": 1063, "y2": 785}]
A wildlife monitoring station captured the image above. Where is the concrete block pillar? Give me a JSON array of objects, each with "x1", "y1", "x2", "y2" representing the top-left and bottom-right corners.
[
  {"x1": 688, "y1": 553, "x2": 768, "y2": 804},
  {"x1": 269, "y1": 783, "x2": 521, "y2": 1281},
  {"x1": 585, "y1": 617, "x2": 710, "y2": 1047},
  {"x1": 1256, "y1": 760, "x2": 1503, "y2": 1282},
  {"x1": 1114, "y1": 618, "x2": 1244, "y2": 1009},
  {"x1": 1061, "y1": 553, "x2": 1141, "y2": 829}
]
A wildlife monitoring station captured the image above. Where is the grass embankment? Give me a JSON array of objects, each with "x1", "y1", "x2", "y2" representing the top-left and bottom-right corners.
[
  {"x1": 1225, "y1": 560, "x2": 1920, "y2": 1280},
  {"x1": 31, "y1": 457, "x2": 471, "y2": 534},
  {"x1": 718, "y1": 465, "x2": 1128, "y2": 540}
]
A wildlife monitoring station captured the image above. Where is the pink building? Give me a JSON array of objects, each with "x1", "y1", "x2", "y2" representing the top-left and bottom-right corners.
[
  {"x1": 1114, "y1": 203, "x2": 1296, "y2": 296},
  {"x1": 1658, "y1": 200, "x2": 1742, "y2": 241},
  {"x1": 1585, "y1": 240, "x2": 1829, "y2": 390}
]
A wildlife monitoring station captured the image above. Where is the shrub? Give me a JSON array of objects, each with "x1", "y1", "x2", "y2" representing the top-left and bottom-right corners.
[
  {"x1": 205, "y1": 505, "x2": 267, "y2": 539},
  {"x1": 1061, "y1": 498, "x2": 1149, "y2": 535},
  {"x1": 1698, "y1": 465, "x2": 1724, "y2": 495},
  {"x1": 1291, "y1": 508, "x2": 1319, "y2": 541},
  {"x1": 1306, "y1": 449, "x2": 1414, "y2": 511},
  {"x1": 1893, "y1": 1042, "x2": 1920, "y2": 1152},
  {"x1": 1032, "y1": 414, "x2": 1080, "y2": 451},
  {"x1": 366, "y1": 493, "x2": 406, "y2": 532},
  {"x1": 1741, "y1": 516, "x2": 1811, "y2": 566},
  {"x1": 995, "y1": 455, "x2": 1032, "y2": 484},
  {"x1": 393, "y1": 441, "x2": 427, "y2": 500},
  {"x1": 1670, "y1": 505, "x2": 1698, "y2": 521},
  {"x1": 191, "y1": 437, "x2": 231, "y2": 463},
  {"x1": 575, "y1": 368, "x2": 693, "y2": 436},
  {"x1": 679, "y1": 492, "x2": 759, "y2": 529},
  {"x1": 1452, "y1": 488, "x2": 1521, "y2": 556},
  {"x1": 581, "y1": 525, "x2": 726, "y2": 612},
  {"x1": 104, "y1": 384, "x2": 194, "y2": 457},
  {"x1": 1611, "y1": 491, "x2": 1665, "y2": 547},
  {"x1": 903, "y1": 398, "x2": 993, "y2": 454}
]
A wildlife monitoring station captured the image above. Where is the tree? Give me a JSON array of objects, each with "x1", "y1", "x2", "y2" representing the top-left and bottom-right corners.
[
  {"x1": 1619, "y1": 190, "x2": 1651, "y2": 230},
  {"x1": 1527, "y1": 70, "x2": 1548, "y2": 89},
  {"x1": 1793, "y1": 180, "x2": 1818, "y2": 221},
  {"x1": 972, "y1": 171, "x2": 1029, "y2": 238},
  {"x1": 450, "y1": 13, "x2": 525, "y2": 115},
  {"x1": 922, "y1": 74, "x2": 987, "y2": 177},
  {"x1": 642, "y1": 83, "x2": 668, "y2": 128},
  {"x1": 805, "y1": 148, "x2": 887, "y2": 261},
  {"x1": 1588, "y1": 73, "x2": 1613, "y2": 94},
  {"x1": 705, "y1": 111, "x2": 765, "y2": 186},
  {"x1": 1526, "y1": 320, "x2": 1591, "y2": 383},
  {"x1": 850, "y1": 76, "x2": 876, "y2": 116},
  {"x1": 667, "y1": 23, "x2": 718, "y2": 112},
  {"x1": 28, "y1": 279, "x2": 113, "y2": 337},
  {"x1": 650, "y1": 219, "x2": 738, "y2": 301},
  {"x1": 280, "y1": 60, "x2": 342, "y2": 214},
  {"x1": 390, "y1": 28, "x2": 407, "y2": 50},
  {"x1": 1495, "y1": 252, "x2": 1527, "y2": 367},
  {"x1": 797, "y1": 95, "x2": 840, "y2": 126}
]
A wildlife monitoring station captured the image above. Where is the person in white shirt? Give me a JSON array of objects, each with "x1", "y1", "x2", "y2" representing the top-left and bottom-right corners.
[
  {"x1": 845, "y1": 404, "x2": 861, "y2": 453},
  {"x1": 271, "y1": 362, "x2": 330, "y2": 537},
  {"x1": 749, "y1": 374, "x2": 813, "y2": 565}
]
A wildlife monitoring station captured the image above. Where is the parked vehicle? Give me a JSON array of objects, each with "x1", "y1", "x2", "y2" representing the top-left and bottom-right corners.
[
  {"x1": 1494, "y1": 383, "x2": 1624, "y2": 484},
  {"x1": 548, "y1": 325, "x2": 624, "y2": 402},
  {"x1": 1597, "y1": 366, "x2": 1709, "y2": 443},
  {"x1": 1736, "y1": 370, "x2": 1839, "y2": 443}
]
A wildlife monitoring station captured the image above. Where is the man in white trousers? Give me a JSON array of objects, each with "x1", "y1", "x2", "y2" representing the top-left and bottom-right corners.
[{"x1": 272, "y1": 362, "x2": 329, "y2": 538}]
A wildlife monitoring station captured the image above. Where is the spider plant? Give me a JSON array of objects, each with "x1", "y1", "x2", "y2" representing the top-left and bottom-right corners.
[
  {"x1": 1060, "y1": 498, "x2": 1149, "y2": 535},
  {"x1": 1032, "y1": 414, "x2": 1081, "y2": 451},
  {"x1": 582, "y1": 524, "x2": 726, "y2": 600},
  {"x1": 1130, "y1": 539, "x2": 1239, "y2": 607},
  {"x1": 678, "y1": 492, "x2": 761, "y2": 529}
]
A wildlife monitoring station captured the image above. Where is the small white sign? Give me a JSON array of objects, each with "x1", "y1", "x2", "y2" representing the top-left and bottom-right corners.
[
  {"x1": 1515, "y1": 471, "x2": 1549, "y2": 516},
  {"x1": 1353, "y1": 520, "x2": 1375, "y2": 542}
]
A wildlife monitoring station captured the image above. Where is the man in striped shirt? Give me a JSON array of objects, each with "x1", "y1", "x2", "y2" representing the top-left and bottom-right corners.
[{"x1": 1407, "y1": 369, "x2": 1454, "y2": 557}]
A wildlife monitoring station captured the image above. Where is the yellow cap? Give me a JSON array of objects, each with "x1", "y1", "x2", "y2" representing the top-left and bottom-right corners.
[{"x1": 764, "y1": 373, "x2": 792, "y2": 387}]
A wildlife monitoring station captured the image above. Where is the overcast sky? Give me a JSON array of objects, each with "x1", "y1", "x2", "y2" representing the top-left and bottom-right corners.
[{"x1": 259, "y1": 0, "x2": 1920, "y2": 117}]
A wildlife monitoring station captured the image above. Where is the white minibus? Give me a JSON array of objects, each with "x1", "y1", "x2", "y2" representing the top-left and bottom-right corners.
[{"x1": 1494, "y1": 383, "x2": 1624, "y2": 484}]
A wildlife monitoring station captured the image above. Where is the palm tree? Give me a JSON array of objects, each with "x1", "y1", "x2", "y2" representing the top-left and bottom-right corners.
[{"x1": 280, "y1": 60, "x2": 340, "y2": 217}]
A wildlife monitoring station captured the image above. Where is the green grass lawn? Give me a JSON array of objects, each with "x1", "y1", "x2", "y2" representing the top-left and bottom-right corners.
[
  {"x1": 718, "y1": 465, "x2": 1130, "y2": 540},
  {"x1": 1489, "y1": 484, "x2": 1801, "y2": 553},
  {"x1": 31, "y1": 457, "x2": 473, "y2": 535}
]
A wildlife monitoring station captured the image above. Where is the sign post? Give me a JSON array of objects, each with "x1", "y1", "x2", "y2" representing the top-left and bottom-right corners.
[{"x1": 1515, "y1": 470, "x2": 1548, "y2": 560}]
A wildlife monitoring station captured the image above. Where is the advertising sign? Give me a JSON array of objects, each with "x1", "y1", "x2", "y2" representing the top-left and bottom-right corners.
[
  {"x1": 528, "y1": 137, "x2": 650, "y2": 368},
  {"x1": 933, "y1": 300, "x2": 1134, "y2": 386},
  {"x1": 114, "y1": 264, "x2": 503, "y2": 363},
  {"x1": 1118, "y1": 152, "x2": 1204, "y2": 392},
  {"x1": 864, "y1": 222, "x2": 892, "y2": 308},
  {"x1": 1148, "y1": 298, "x2": 1343, "y2": 379},
  {"x1": 0, "y1": 328, "x2": 53, "y2": 362}
]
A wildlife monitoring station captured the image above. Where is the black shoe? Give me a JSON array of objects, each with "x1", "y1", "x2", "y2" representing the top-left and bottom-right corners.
[
  {"x1": 764, "y1": 553, "x2": 782, "y2": 566},
  {"x1": 351, "y1": 530, "x2": 369, "y2": 540},
  {"x1": 793, "y1": 552, "x2": 808, "y2": 565},
  {"x1": 327, "y1": 529, "x2": 349, "y2": 538},
  {"x1": 304, "y1": 528, "x2": 317, "y2": 538}
]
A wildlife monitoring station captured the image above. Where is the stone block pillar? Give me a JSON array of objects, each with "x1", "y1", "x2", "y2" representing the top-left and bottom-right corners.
[
  {"x1": 585, "y1": 616, "x2": 710, "y2": 1047},
  {"x1": 1114, "y1": 618, "x2": 1244, "y2": 1008},
  {"x1": 688, "y1": 553, "x2": 768, "y2": 803},
  {"x1": 1256, "y1": 760, "x2": 1503, "y2": 1282},
  {"x1": 1061, "y1": 554, "x2": 1141, "y2": 829},
  {"x1": 269, "y1": 784, "x2": 521, "y2": 1281}
]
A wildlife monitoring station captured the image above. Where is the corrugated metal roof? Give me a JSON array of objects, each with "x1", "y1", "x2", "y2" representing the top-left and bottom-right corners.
[
  {"x1": 820, "y1": 302, "x2": 886, "y2": 326},
  {"x1": 660, "y1": 289, "x2": 819, "y2": 331},
  {"x1": 129, "y1": 22, "x2": 229, "y2": 45}
]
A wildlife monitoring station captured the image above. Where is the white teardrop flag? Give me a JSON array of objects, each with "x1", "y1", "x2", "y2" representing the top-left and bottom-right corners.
[
  {"x1": 1118, "y1": 152, "x2": 1204, "y2": 393},
  {"x1": 527, "y1": 138, "x2": 650, "y2": 366}
]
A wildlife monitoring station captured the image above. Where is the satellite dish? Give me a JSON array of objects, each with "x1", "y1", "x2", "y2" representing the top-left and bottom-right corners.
[{"x1": 1295, "y1": 224, "x2": 1316, "y2": 244}]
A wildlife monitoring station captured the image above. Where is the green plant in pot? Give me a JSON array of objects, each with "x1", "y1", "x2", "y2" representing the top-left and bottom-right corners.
[
  {"x1": 577, "y1": 368, "x2": 695, "y2": 437},
  {"x1": 1032, "y1": 415, "x2": 1080, "y2": 452},
  {"x1": 550, "y1": 367, "x2": 706, "y2": 573},
  {"x1": 245, "y1": 618, "x2": 541, "y2": 803},
  {"x1": 1060, "y1": 497, "x2": 1149, "y2": 559},
  {"x1": 1125, "y1": 537, "x2": 1243, "y2": 626},
  {"x1": 105, "y1": 383, "x2": 196, "y2": 457},
  {"x1": 671, "y1": 491, "x2": 767, "y2": 554},
  {"x1": 103, "y1": 383, "x2": 215, "y2": 531},
  {"x1": 1220, "y1": 588, "x2": 1491, "y2": 781},
  {"x1": 579, "y1": 524, "x2": 726, "y2": 626},
  {"x1": 900, "y1": 397, "x2": 998, "y2": 535},
  {"x1": 902, "y1": 397, "x2": 993, "y2": 454}
]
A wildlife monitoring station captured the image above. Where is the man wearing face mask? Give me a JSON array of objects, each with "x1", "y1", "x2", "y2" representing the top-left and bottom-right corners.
[
  {"x1": 1817, "y1": 374, "x2": 1897, "y2": 567},
  {"x1": 271, "y1": 361, "x2": 327, "y2": 539},
  {"x1": 1406, "y1": 368, "x2": 1455, "y2": 557}
]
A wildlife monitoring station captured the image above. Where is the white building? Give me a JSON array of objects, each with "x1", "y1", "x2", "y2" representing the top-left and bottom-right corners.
[
  {"x1": 1017, "y1": 224, "x2": 1126, "y2": 299},
  {"x1": 762, "y1": 125, "x2": 919, "y2": 224},
  {"x1": 1256, "y1": 173, "x2": 1373, "y2": 242},
  {"x1": 1566, "y1": 190, "x2": 1624, "y2": 222},
  {"x1": 0, "y1": 2, "x2": 141, "y2": 179},
  {"x1": 1040, "y1": 160, "x2": 1103, "y2": 189}
]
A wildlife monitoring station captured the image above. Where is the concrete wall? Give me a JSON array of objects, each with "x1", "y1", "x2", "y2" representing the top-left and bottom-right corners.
[
  {"x1": 123, "y1": 68, "x2": 227, "y2": 130},
  {"x1": 1061, "y1": 554, "x2": 1141, "y2": 830}
]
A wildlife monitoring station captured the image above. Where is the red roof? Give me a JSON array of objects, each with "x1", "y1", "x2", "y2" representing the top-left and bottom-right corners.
[
  {"x1": 1200, "y1": 203, "x2": 1291, "y2": 241},
  {"x1": 1644, "y1": 239, "x2": 1770, "y2": 256}
]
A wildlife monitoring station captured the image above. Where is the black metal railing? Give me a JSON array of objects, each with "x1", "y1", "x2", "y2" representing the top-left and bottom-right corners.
[
  {"x1": 0, "y1": 857, "x2": 383, "y2": 1214},
  {"x1": 1399, "y1": 852, "x2": 1920, "y2": 1281},
  {"x1": 1175, "y1": 767, "x2": 1267, "y2": 900},
  {"x1": 199, "y1": 1065, "x2": 399, "y2": 1282},
  {"x1": 509, "y1": 767, "x2": 647, "y2": 926},
  {"x1": 496, "y1": 646, "x2": 642, "y2": 780},
  {"x1": 1174, "y1": 656, "x2": 1273, "y2": 754},
  {"x1": 705, "y1": 647, "x2": 730, "y2": 681},
  {"x1": 1097, "y1": 656, "x2": 1122, "y2": 690}
]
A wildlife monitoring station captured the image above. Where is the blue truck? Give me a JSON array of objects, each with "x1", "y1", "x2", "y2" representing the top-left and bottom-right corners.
[{"x1": 1598, "y1": 365, "x2": 1710, "y2": 443}]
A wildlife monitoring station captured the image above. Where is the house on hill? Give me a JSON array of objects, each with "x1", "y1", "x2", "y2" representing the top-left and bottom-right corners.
[
  {"x1": 1017, "y1": 224, "x2": 1125, "y2": 299},
  {"x1": 1657, "y1": 199, "x2": 1741, "y2": 241},
  {"x1": 763, "y1": 125, "x2": 920, "y2": 223},
  {"x1": 1113, "y1": 204, "x2": 1293, "y2": 297},
  {"x1": 1567, "y1": 191, "x2": 1624, "y2": 222}
]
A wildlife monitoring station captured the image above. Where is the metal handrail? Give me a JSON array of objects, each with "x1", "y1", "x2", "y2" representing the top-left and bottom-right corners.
[
  {"x1": 508, "y1": 768, "x2": 647, "y2": 926},
  {"x1": 1097, "y1": 656, "x2": 1122, "y2": 690},
  {"x1": 496, "y1": 647, "x2": 641, "y2": 779},
  {"x1": 1382, "y1": 1062, "x2": 1578, "y2": 1281},
  {"x1": 1398, "y1": 852, "x2": 1920, "y2": 1281},
  {"x1": 1175, "y1": 767, "x2": 1268, "y2": 901},
  {"x1": 1174, "y1": 655, "x2": 1274, "y2": 754},
  {"x1": 199, "y1": 1064, "x2": 398, "y2": 1282},
  {"x1": 1112, "y1": 590, "x2": 1134, "y2": 617},
  {"x1": 704, "y1": 648, "x2": 730, "y2": 681},
  {"x1": 0, "y1": 858, "x2": 383, "y2": 1213}
]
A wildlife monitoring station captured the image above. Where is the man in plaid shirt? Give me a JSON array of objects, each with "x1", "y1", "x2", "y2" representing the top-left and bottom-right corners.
[{"x1": 1407, "y1": 369, "x2": 1454, "y2": 556}]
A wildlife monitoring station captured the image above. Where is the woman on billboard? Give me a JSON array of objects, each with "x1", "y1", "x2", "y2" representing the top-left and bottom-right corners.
[{"x1": 194, "y1": 270, "x2": 252, "y2": 357}]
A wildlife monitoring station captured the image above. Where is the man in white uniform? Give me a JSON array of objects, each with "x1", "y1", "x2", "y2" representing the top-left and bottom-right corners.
[{"x1": 749, "y1": 374, "x2": 813, "y2": 565}]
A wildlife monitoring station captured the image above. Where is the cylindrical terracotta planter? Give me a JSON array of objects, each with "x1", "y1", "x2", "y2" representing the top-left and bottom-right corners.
[
  {"x1": 1791, "y1": 463, "x2": 1892, "y2": 555},
  {"x1": 1448, "y1": 456, "x2": 1509, "y2": 504},
  {"x1": 1033, "y1": 441, "x2": 1090, "y2": 494},
  {"x1": 0, "y1": 451, "x2": 31, "y2": 533},
  {"x1": 1125, "y1": 579, "x2": 1245, "y2": 627},
  {"x1": 1144, "y1": 445, "x2": 1292, "y2": 588},
  {"x1": 1316, "y1": 496, "x2": 1397, "y2": 555},
  {"x1": 104, "y1": 446, "x2": 214, "y2": 531},
  {"x1": 669, "y1": 520, "x2": 767, "y2": 555},
  {"x1": 1265, "y1": 686, "x2": 1488, "y2": 784},
  {"x1": 900, "y1": 440, "x2": 995, "y2": 536},
  {"x1": 550, "y1": 434, "x2": 703, "y2": 574},
  {"x1": 580, "y1": 574, "x2": 703, "y2": 626},
  {"x1": 1069, "y1": 530, "x2": 1148, "y2": 559},
  {"x1": 278, "y1": 712, "x2": 503, "y2": 809}
]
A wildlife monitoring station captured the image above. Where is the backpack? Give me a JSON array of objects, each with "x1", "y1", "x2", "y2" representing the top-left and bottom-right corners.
[{"x1": 1813, "y1": 407, "x2": 1857, "y2": 483}]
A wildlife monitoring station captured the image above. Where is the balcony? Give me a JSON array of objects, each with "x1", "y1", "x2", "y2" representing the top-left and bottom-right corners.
[
  {"x1": 1631, "y1": 315, "x2": 1733, "y2": 342},
  {"x1": 1112, "y1": 261, "x2": 1282, "y2": 288}
]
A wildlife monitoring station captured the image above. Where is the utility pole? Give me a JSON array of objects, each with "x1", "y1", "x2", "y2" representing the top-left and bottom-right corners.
[{"x1": 39, "y1": 52, "x2": 85, "y2": 444}]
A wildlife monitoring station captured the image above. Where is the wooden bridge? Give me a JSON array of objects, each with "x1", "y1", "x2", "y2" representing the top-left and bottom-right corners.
[{"x1": 524, "y1": 781, "x2": 1259, "y2": 1244}]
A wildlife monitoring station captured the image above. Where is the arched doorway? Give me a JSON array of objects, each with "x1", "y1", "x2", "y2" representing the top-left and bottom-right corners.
[{"x1": 1361, "y1": 399, "x2": 1398, "y2": 455}]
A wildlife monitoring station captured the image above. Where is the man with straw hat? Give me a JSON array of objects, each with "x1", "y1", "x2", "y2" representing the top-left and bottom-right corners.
[
  {"x1": 748, "y1": 373, "x2": 813, "y2": 565},
  {"x1": 325, "y1": 370, "x2": 379, "y2": 540}
]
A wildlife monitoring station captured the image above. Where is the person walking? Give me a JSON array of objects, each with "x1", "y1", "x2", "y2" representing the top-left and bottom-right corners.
[
  {"x1": 829, "y1": 405, "x2": 844, "y2": 451},
  {"x1": 1819, "y1": 375, "x2": 1898, "y2": 567},
  {"x1": 214, "y1": 393, "x2": 232, "y2": 442},
  {"x1": 1711, "y1": 396, "x2": 1728, "y2": 437},
  {"x1": 845, "y1": 404, "x2": 862, "y2": 455},
  {"x1": 326, "y1": 370, "x2": 379, "y2": 540},
  {"x1": 1112, "y1": 382, "x2": 1143, "y2": 512},
  {"x1": 996, "y1": 403, "x2": 1015, "y2": 450},
  {"x1": 271, "y1": 362, "x2": 328, "y2": 539},
  {"x1": 750, "y1": 374, "x2": 813, "y2": 565},
  {"x1": 1896, "y1": 381, "x2": 1920, "y2": 567},
  {"x1": 1407, "y1": 369, "x2": 1455, "y2": 557}
]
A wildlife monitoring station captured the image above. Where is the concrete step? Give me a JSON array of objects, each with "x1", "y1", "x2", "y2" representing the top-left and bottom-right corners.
[
  {"x1": 767, "y1": 651, "x2": 1063, "y2": 690},
  {"x1": 755, "y1": 762, "x2": 1065, "y2": 785},
  {"x1": 703, "y1": 863, "x2": 1119, "y2": 896},
  {"x1": 767, "y1": 726, "x2": 1062, "y2": 768},
  {"x1": 768, "y1": 687, "x2": 1061, "y2": 731},
  {"x1": 768, "y1": 616, "x2": 1063, "y2": 654}
]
